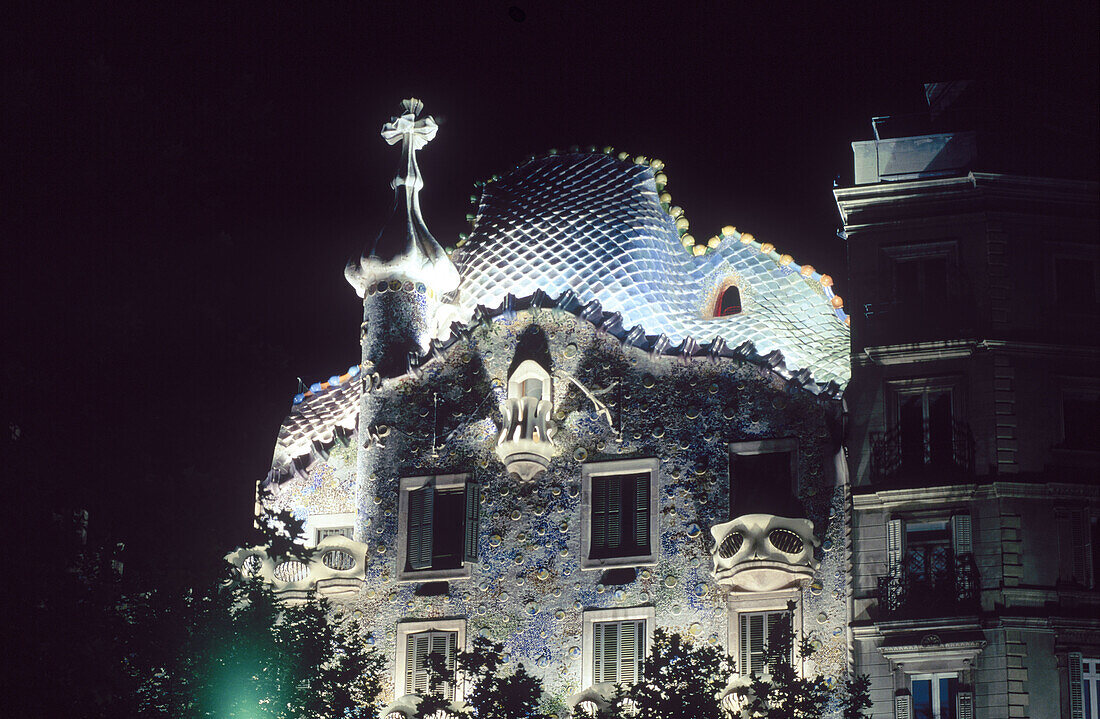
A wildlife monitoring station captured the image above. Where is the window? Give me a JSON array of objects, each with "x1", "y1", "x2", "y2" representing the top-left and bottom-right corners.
[
  {"x1": 1070, "y1": 654, "x2": 1100, "y2": 719},
  {"x1": 1053, "y1": 252, "x2": 1100, "y2": 310},
  {"x1": 395, "y1": 618, "x2": 465, "y2": 700},
  {"x1": 1057, "y1": 508, "x2": 1096, "y2": 588},
  {"x1": 739, "y1": 610, "x2": 792, "y2": 676},
  {"x1": 881, "y1": 377, "x2": 967, "y2": 479},
  {"x1": 1061, "y1": 389, "x2": 1100, "y2": 451},
  {"x1": 882, "y1": 515, "x2": 975, "y2": 615},
  {"x1": 729, "y1": 438, "x2": 800, "y2": 519},
  {"x1": 581, "y1": 607, "x2": 654, "y2": 688},
  {"x1": 397, "y1": 474, "x2": 479, "y2": 581},
  {"x1": 911, "y1": 673, "x2": 959, "y2": 719},
  {"x1": 716, "y1": 285, "x2": 742, "y2": 316},
  {"x1": 593, "y1": 620, "x2": 645, "y2": 685},
  {"x1": 304, "y1": 511, "x2": 356, "y2": 548},
  {"x1": 882, "y1": 241, "x2": 957, "y2": 309},
  {"x1": 581, "y1": 459, "x2": 659, "y2": 569},
  {"x1": 317, "y1": 526, "x2": 353, "y2": 542},
  {"x1": 887, "y1": 515, "x2": 972, "y2": 572}
]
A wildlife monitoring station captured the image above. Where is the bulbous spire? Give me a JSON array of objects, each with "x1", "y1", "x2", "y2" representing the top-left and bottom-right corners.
[{"x1": 346, "y1": 98, "x2": 461, "y2": 296}]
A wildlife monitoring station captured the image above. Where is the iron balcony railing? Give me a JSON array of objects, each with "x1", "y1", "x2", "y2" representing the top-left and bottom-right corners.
[
  {"x1": 876, "y1": 553, "x2": 979, "y2": 620},
  {"x1": 870, "y1": 419, "x2": 973, "y2": 485}
]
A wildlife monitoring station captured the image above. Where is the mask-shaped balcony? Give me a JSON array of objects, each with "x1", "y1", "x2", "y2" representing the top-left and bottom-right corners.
[
  {"x1": 710, "y1": 514, "x2": 820, "y2": 592},
  {"x1": 495, "y1": 359, "x2": 556, "y2": 481}
]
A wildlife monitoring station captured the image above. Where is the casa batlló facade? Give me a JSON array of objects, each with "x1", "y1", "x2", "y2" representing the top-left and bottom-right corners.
[{"x1": 231, "y1": 99, "x2": 857, "y2": 716}]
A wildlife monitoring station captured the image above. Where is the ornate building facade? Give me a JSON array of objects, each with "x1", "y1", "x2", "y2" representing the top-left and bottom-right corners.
[
  {"x1": 230, "y1": 99, "x2": 855, "y2": 716},
  {"x1": 838, "y1": 82, "x2": 1100, "y2": 719}
]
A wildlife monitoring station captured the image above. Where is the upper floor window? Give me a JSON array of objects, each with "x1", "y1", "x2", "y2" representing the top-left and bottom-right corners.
[
  {"x1": 1056, "y1": 508, "x2": 1097, "y2": 589},
  {"x1": 882, "y1": 241, "x2": 958, "y2": 308},
  {"x1": 397, "y1": 474, "x2": 479, "y2": 581},
  {"x1": 729, "y1": 438, "x2": 800, "y2": 519},
  {"x1": 1061, "y1": 389, "x2": 1100, "y2": 451},
  {"x1": 1070, "y1": 654, "x2": 1100, "y2": 719},
  {"x1": 875, "y1": 377, "x2": 970, "y2": 483},
  {"x1": 581, "y1": 459, "x2": 659, "y2": 569},
  {"x1": 880, "y1": 514, "x2": 976, "y2": 618},
  {"x1": 1052, "y1": 244, "x2": 1100, "y2": 311},
  {"x1": 303, "y1": 511, "x2": 356, "y2": 548},
  {"x1": 716, "y1": 285, "x2": 742, "y2": 316},
  {"x1": 317, "y1": 526, "x2": 352, "y2": 542}
]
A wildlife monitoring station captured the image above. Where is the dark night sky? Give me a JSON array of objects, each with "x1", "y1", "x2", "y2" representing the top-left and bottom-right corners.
[{"x1": 5, "y1": 2, "x2": 1097, "y2": 579}]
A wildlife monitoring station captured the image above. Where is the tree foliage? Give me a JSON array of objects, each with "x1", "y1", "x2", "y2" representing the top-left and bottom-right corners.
[{"x1": 417, "y1": 636, "x2": 552, "y2": 719}]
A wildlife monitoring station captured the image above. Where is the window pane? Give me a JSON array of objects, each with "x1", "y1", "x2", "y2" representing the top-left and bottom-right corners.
[
  {"x1": 898, "y1": 394, "x2": 925, "y2": 469},
  {"x1": 730, "y1": 451, "x2": 796, "y2": 517},
  {"x1": 912, "y1": 679, "x2": 933, "y2": 719},
  {"x1": 927, "y1": 391, "x2": 953, "y2": 466},
  {"x1": 432, "y1": 489, "x2": 464, "y2": 570},
  {"x1": 939, "y1": 676, "x2": 958, "y2": 719},
  {"x1": 1063, "y1": 394, "x2": 1100, "y2": 450}
]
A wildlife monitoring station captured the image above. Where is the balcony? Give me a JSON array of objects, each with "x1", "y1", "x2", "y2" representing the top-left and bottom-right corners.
[
  {"x1": 870, "y1": 419, "x2": 973, "y2": 486},
  {"x1": 876, "y1": 554, "x2": 979, "y2": 620},
  {"x1": 710, "y1": 514, "x2": 820, "y2": 593}
]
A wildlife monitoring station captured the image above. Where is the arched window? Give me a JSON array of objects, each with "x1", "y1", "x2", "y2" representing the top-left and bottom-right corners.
[{"x1": 716, "y1": 285, "x2": 742, "y2": 316}]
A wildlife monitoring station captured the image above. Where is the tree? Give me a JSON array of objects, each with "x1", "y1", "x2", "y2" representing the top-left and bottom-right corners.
[
  {"x1": 726, "y1": 603, "x2": 871, "y2": 719},
  {"x1": 595, "y1": 607, "x2": 872, "y2": 719},
  {"x1": 603, "y1": 628, "x2": 733, "y2": 719},
  {"x1": 119, "y1": 577, "x2": 385, "y2": 719},
  {"x1": 416, "y1": 636, "x2": 551, "y2": 719}
]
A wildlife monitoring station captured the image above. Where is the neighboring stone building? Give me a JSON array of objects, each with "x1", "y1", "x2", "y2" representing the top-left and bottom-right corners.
[
  {"x1": 837, "y1": 82, "x2": 1100, "y2": 719},
  {"x1": 230, "y1": 99, "x2": 854, "y2": 716}
]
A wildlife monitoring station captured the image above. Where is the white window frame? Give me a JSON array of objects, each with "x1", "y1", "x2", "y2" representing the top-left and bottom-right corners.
[
  {"x1": 581, "y1": 606, "x2": 655, "y2": 689},
  {"x1": 396, "y1": 474, "x2": 474, "y2": 582},
  {"x1": 580, "y1": 458, "x2": 659, "y2": 570},
  {"x1": 910, "y1": 672, "x2": 959, "y2": 719},
  {"x1": 728, "y1": 438, "x2": 799, "y2": 519},
  {"x1": 1082, "y1": 656, "x2": 1100, "y2": 719},
  {"x1": 394, "y1": 618, "x2": 466, "y2": 700},
  {"x1": 303, "y1": 512, "x2": 356, "y2": 548},
  {"x1": 728, "y1": 591, "x2": 802, "y2": 676}
]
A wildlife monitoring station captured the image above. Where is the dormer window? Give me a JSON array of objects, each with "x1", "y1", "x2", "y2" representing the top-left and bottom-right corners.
[{"x1": 716, "y1": 285, "x2": 742, "y2": 316}]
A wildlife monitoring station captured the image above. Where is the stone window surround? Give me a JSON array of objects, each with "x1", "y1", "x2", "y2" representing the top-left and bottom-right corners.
[
  {"x1": 1055, "y1": 376, "x2": 1100, "y2": 452},
  {"x1": 395, "y1": 473, "x2": 473, "y2": 582},
  {"x1": 580, "y1": 458, "x2": 660, "y2": 570},
  {"x1": 580, "y1": 605, "x2": 656, "y2": 690},
  {"x1": 393, "y1": 617, "x2": 466, "y2": 700},
  {"x1": 726, "y1": 589, "x2": 803, "y2": 673},
  {"x1": 303, "y1": 511, "x2": 357, "y2": 548},
  {"x1": 883, "y1": 375, "x2": 965, "y2": 433}
]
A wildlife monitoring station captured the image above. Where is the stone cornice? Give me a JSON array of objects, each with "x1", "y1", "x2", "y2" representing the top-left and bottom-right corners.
[
  {"x1": 835, "y1": 172, "x2": 1099, "y2": 229},
  {"x1": 852, "y1": 481, "x2": 1100, "y2": 509}
]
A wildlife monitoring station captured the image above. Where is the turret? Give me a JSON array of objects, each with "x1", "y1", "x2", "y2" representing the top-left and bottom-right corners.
[{"x1": 345, "y1": 98, "x2": 460, "y2": 378}]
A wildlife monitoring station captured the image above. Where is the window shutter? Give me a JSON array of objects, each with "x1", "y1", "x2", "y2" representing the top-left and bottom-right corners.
[
  {"x1": 464, "y1": 482, "x2": 481, "y2": 563},
  {"x1": 741, "y1": 613, "x2": 766, "y2": 676},
  {"x1": 592, "y1": 477, "x2": 608, "y2": 553},
  {"x1": 955, "y1": 691, "x2": 974, "y2": 719},
  {"x1": 894, "y1": 693, "x2": 912, "y2": 719},
  {"x1": 1069, "y1": 652, "x2": 1084, "y2": 719},
  {"x1": 606, "y1": 475, "x2": 622, "y2": 551},
  {"x1": 407, "y1": 633, "x2": 431, "y2": 695},
  {"x1": 634, "y1": 473, "x2": 650, "y2": 551},
  {"x1": 429, "y1": 631, "x2": 456, "y2": 700},
  {"x1": 408, "y1": 485, "x2": 435, "y2": 570},
  {"x1": 593, "y1": 622, "x2": 604, "y2": 683},
  {"x1": 598, "y1": 622, "x2": 620, "y2": 684},
  {"x1": 1071, "y1": 511, "x2": 1088, "y2": 585},
  {"x1": 766, "y1": 611, "x2": 787, "y2": 670},
  {"x1": 886, "y1": 518, "x2": 904, "y2": 573},
  {"x1": 620, "y1": 621, "x2": 639, "y2": 685},
  {"x1": 951, "y1": 513, "x2": 973, "y2": 556}
]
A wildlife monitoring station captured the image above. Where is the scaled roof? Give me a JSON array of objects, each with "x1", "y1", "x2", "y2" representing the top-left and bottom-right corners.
[{"x1": 450, "y1": 152, "x2": 849, "y2": 387}]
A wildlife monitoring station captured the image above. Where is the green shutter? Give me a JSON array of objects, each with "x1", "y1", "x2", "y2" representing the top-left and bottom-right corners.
[
  {"x1": 634, "y1": 473, "x2": 650, "y2": 551},
  {"x1": 741, "y1": 613, "x2": 766, "y2": 676},
  {"x1": 408, "y1": 484, "x2": 435, "y2": 570},
  {"x1": 606, "y1": 475, "x2": 622, "y2": 551},
  {"x1": 464, "y1": 482, "x2": 481, "y2": 563},
  {"x1": 592, "y1": 476, "x2": 608, "y2": 554}
]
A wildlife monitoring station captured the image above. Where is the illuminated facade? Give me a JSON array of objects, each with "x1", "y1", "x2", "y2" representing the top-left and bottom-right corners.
[
  {"x1": 838, "y1": 83, "x2": 1100, "y2": 719},
  {"x1": 233, "y1": 99, "x2": 855, "y2": 716}
]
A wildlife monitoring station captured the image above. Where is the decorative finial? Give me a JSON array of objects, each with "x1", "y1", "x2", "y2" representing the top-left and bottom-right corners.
[{"x1": 345, "y1": 99, "x2": 460, "y2": 296}]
